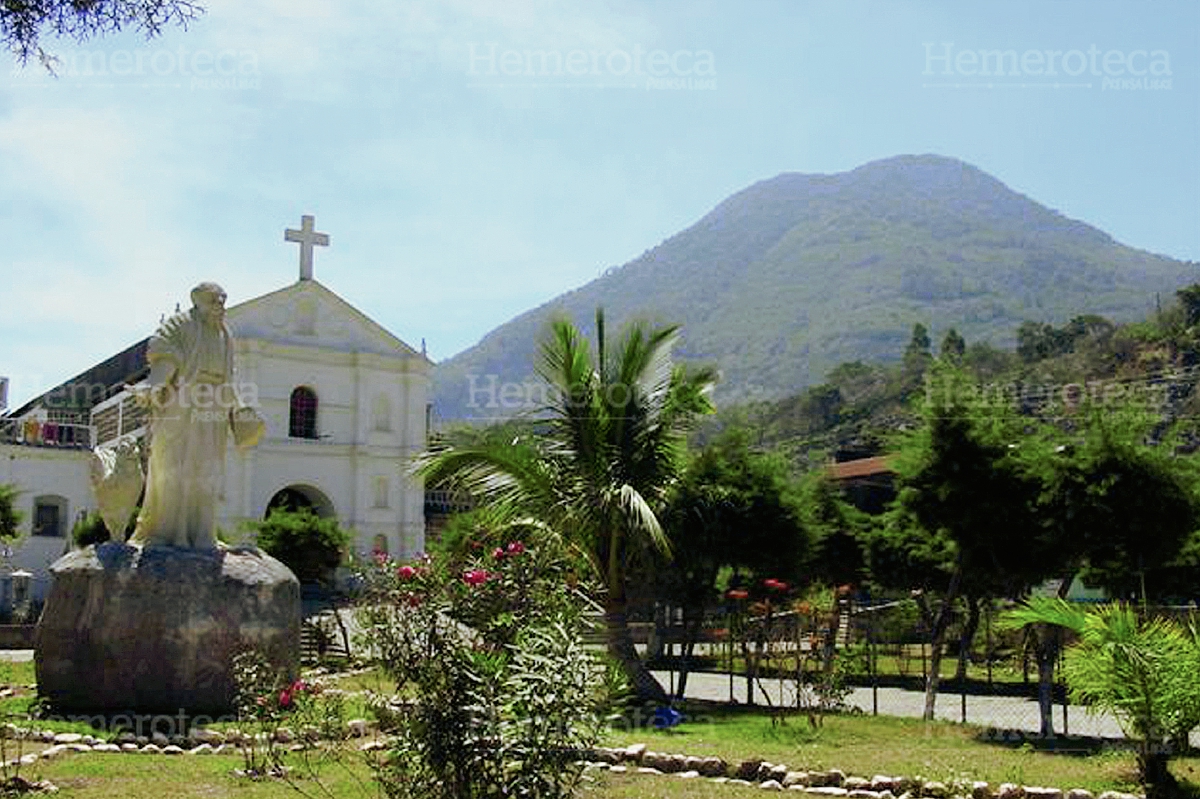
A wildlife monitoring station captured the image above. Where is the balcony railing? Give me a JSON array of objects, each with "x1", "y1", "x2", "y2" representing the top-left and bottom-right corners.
[{"x1": 0, "y1": 418, "x2": 93, "y2": 450}]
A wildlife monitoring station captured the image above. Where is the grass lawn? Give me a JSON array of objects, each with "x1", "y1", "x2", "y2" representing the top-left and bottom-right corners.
[
  {"x1": 602, "y1": 702, "x2": 1200, "y2": 796},
  {"x1": 3, "y1": 660, "x2": 1198, "y2": 797}
]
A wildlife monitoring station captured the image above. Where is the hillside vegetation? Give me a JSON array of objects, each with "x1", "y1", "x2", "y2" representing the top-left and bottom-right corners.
[
  {"x1": 433, "y1": 154, "x2": 1198, "y2": 420},
  {"x1": 706, "y1": 286, "x2": 1200, "y2": 469}
]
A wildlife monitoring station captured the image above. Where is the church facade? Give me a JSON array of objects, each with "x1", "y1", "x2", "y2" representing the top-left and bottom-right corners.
[{"x1": 0, "y1": 218, "x2": 432, "y2": 604}]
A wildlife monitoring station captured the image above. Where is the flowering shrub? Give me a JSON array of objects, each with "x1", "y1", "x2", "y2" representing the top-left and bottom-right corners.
[
  {"x1": 231, "y1": 651, "x2": 347, "y2": 781},
  {"x1": 355, "y1": 539, "x2": 620, "y2": 799}
]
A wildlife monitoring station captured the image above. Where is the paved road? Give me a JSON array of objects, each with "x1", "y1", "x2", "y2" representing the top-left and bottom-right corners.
[
  {"x1": 652, "y1": 669, "x2": 1151, "y2": 742},
  {"x1": 6, "y1": 644, "x2": 1186, "y2": 746}
]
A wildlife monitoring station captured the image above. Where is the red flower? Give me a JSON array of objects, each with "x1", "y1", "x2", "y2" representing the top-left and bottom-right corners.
[
  {"x1": 492, "y1": 547, "x2": 506, "y2": 560},
  {"x1": 279, "y1": 688, "x2": 293, "y2": 708},
  {"x1": 505, "y1": 541, "x2": 525, "y2": 556},
  {"x1": 763, "y1": 578, "x2": 789, "y2": 592},
  {"x1": 397, "y1": 565, "x2": 417, "y2": 581},
  {"x1": 725, "y1": 588, "x2": 749, "y2": 601},
  {"x1": 462, "y1": 569, "x2": 492, "y2": 587}
]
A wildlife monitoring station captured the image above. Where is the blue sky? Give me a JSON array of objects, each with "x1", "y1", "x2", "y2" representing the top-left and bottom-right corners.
[{"x1": 1, "y1": 0, "x2": 1197, "y2": 408}]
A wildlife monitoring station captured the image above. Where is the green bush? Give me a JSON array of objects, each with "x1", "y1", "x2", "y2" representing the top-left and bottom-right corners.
[
  {"x1": 248, "y1": 508, "x2": 350, "y2": 585},
  {"x1": 0, "y1": 484, "x2": 21, "y2": 542},
  {"x1": 72, "y1": 511, "x2": 110, "y2": 548},
  {"x1": 354, "y1": 538, "x2": 619, "y2": 799},
  {"x1": 71, "y1": 508, "x2": 139, "y2": 548}
]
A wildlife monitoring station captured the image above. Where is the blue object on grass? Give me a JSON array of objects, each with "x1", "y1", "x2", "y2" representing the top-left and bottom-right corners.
[{"x1": 653, "y1": 705, "x2": 683, "y2": 729}]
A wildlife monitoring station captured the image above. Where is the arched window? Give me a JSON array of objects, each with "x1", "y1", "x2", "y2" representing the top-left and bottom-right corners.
[{"x1": 289, "y1": 387, "x2": 318, "y2": 439}]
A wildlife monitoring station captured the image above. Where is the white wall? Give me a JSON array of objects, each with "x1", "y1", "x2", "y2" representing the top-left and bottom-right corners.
[
  {"x1": 0, "y1": 443, "x2": 93, "y2": 600},
  {"x1": 222, "y1": 337, "x2": 429, "y2": 560}
]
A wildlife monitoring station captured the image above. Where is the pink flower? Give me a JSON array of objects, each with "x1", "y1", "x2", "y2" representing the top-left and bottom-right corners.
[
  {"x1": 279, "y1": 688, "x2": 293, "y2": 708},
  {"x1": 462, "y1": 569, "x2": 492, "y2": 587},
  {"x1": 505, "y1": 541, "x2": 525, "y2": 556},
  {"x1": 397, "y1": 565, "x2": 417, "y2": 581},
  {"x1": 492, "y1": 547, "x2": 506, "y2": 560}
]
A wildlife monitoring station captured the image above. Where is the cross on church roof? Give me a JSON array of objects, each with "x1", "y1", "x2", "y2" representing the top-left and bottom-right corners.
[{"x1": 285, "y1": 214, "x2": 330, "y2": 281}]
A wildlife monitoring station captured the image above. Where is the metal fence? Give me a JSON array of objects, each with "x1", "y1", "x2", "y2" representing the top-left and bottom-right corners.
[{"x1": 647, "y1": 597, "x2": 1200, "y2": 742}]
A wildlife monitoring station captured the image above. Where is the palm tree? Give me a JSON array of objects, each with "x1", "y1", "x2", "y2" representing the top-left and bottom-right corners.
[
  {"x1": 417, "y1": 309, "x2": 716, "y2": 702},
  {"x1": 1003, "y1": 597, "x2": 1200, "y2": 798}
]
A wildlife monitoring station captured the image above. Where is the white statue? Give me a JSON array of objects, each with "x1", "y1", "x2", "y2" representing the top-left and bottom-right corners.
[
  {"x1": 130, "y1": 282, "x2": 265, "y2": 550},
  {"x1": 89, "y1": 437, "x2": 144, "y2": 540}
]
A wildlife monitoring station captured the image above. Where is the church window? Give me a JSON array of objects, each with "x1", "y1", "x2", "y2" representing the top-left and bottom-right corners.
[
  {"x1": 373, "y1": 395, "x2": 391, "y2": 432},
  {"x1": 32, "y1": 495, "x2": 67, "y2": 537},
  {"x1": 289, "y1": 387, "x2": 319, "y2": 439},
  {"x1": 373, "y1": 476, "x2": 390, "y2": 508}
]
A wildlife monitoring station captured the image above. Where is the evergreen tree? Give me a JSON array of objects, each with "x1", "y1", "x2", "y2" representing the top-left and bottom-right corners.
[{"x1": 939, "y1": 327, "x2": 965, "y2": 361}]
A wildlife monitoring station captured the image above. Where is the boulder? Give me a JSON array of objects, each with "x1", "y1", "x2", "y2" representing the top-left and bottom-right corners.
[{"x1": 35, "y1": 542, "x2": 299, "y2": 715}]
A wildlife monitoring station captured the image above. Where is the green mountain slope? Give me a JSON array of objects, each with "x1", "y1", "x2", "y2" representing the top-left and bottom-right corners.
[{"x1": 433, "y1": 154, "x2": 1198, "y2": 421}]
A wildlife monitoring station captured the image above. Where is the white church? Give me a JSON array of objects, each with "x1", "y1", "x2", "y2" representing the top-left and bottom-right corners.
[{"x1": 0, "y1": 216, "x2": 432, "y2": 606}]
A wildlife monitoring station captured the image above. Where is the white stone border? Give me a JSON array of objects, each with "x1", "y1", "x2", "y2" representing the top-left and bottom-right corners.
[{"x1": 584, "y1": 743, "x2": 1144, "y2": 799}]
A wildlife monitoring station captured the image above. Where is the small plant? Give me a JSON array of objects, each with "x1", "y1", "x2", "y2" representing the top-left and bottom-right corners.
[{"x1": 231, "y1": 649, "x2": 300, "y2": 779}]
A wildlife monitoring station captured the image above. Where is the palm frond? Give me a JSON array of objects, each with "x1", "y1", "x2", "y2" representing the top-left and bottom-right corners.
[
  {"x1": 997, "y1": 595, "x2": 1088, "y2": 634},
  {"x1": 616, "y1": 483, "x2": 671, "y2": 556}
]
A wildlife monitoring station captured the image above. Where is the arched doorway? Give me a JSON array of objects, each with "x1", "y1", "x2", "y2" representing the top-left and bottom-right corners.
[{"x1": 266, "y1": 484, "x2": 335, "y2": 520}]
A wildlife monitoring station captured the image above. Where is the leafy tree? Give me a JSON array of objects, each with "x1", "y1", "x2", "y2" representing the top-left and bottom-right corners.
[
  {"x1": 939, "y1": 327, "x2": 965, "y2": 362},
  {"x1": 1012, "y1": 404, "x2": 1200, "y2": 733},
  {"x1": 1015, "y1": 315, "x2": 1114, "y2": 364},
  {"x1": 249, "y1": 507, "x2": 351, "y2": 586},
  {"x1": 881, "y1": 362, "x2": 1046, "y2": 720},
  {"x1": 960, "y1": 341, "x2": 1017, "y2": 379},
  {"x1": 796, "y1": 384, "x2": 843, "y2": 433},
  {"x1": 1177, "y1": 283, "x2": 1200, "y2": 328},
  {"x1": 1034, "y1": 405, "x2": 1200, "y2": 602},
  {"x1": 658, "y1": 428, "x2": 810, "y2": 694},
  {"x1": 2, "y1": 0, "x2": 202, "y2": 66},
  {"x1": 0, "y1": 483, "x2": 21, "y2": 542},
  {"x1": 825, "y1": 360, "x2": 887, "y2": 403},
  {"x1": 1003, "y1": 598, "x2": 1200, "y2": 798},
  {"x1": 417, "y1": 309, "x2": 717, "y2": 702},
  {"x1": 795, "y1": 469, "x2": 869, "y2": 588}
]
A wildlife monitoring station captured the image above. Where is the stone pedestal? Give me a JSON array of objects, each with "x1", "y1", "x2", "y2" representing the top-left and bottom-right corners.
[{"x1": 35, "y1": 542, "x2": 300, "y2": 716}]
